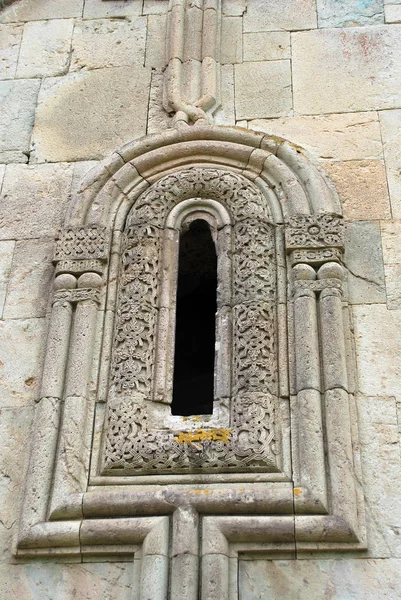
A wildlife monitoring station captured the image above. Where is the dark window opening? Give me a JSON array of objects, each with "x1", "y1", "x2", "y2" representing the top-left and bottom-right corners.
[{"x1": 171, "y1": 219, "x2": 217, "y2": 416}]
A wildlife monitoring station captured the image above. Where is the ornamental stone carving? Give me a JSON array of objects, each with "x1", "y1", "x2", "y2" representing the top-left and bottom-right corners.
[{"x1": 102, "y1": 167, "x2": 280, "y2": 475}]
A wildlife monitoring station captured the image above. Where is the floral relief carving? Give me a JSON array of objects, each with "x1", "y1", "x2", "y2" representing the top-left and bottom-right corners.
[
  {"x1": 102, "y1": 168, "x2": 280, "y2": 475},
  {"x1": 285, "y1": 214, "x2": 344, "y2": 250}
]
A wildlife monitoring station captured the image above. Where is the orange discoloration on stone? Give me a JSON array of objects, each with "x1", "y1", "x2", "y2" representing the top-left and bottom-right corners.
[
  {"x1": 294, "y1": 487, "x2": 303, "y2": 497},
  {"x1": 174, "y1": 428, "x2": 231, "y2": 444}
]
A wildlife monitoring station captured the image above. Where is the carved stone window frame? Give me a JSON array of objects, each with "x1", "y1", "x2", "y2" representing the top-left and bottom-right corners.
[{"x1": 16, "y1": 125, "x2": 366, "y2": 598}]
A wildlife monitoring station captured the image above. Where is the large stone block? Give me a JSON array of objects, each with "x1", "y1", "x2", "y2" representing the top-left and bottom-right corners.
[
  {"x1": 239, "y1": 558, "x2": 401, "y2": 599},
  {"x1": 145, "y1": 14, "x2": 167, "y2": 68},
  {"x1": 221, "y1": 16, "x2": 243, "y2": 64},
  {"x1": 324, "y1": 160, "x2": 390, "y2": 221},
  {"x1": 317, "y1": 0, "x2": 384, "y2": 28},
  {"x1": 0, "y1": 318, "x2": 46, "y2": 408},
  {"x1": 31, "y1": 66, "x2": 151, "y2": 162},
  {"x1": 3, "y1": 239, "x2": 54, "y2": 319},
  {"x1": 235, "y1": 60, "x2": 292, "y2": 120},
  {"x1": 243, "y1": 32, "x2": 290, "y2": 62},
  {"x1": 16, "y1": 19, "x2": 74, "y2": 79},
  {"x1": 222, "y1": 0, "x2": 246, "y2": 16},
  {"x1": 353, "y1": 304, "x2": 401, "y2": 396},
  {"x1": 71, "y1": 17, "x2": 147, "y2": 71},
  {"x1": 143, "y1": 0, "x2": 169, "y2": 15},
  {"x1": 0, "y1": 0, "x2": 84, "y2": 23},
  {"x1": 147, "y1": 69, "x2": 173, "y2": 134},
  {"x1": 250, "y1": 112, "x2": 382, "y2": 161},
  {"x1": 0, "y1": 23, "x2": 22, "y2": 79},
  {"x1": 293, "y1": 26, "x2": 401, "y2": 114},
  {"x1": 381, "y1": 220, "x2": 401, "y2": 309},
  {"x1": 0, "y1": 563, "x2": 134, "y2": 599},
  {"x1": 385, "y1": 4, "x2": 401, "y2": 22},
  {"x1": 0, "y1": 163, "x2": 73, "y2": 240},
  {"x1": 357, "y1": 395, "x2": 401, "y2": 557},
  {"x1": 0, "y1": 241, "x2": 14, "y2": 318},
  {"x1": 344, "y1": 221, "x2": 386, "y2": 305},
  {"x1": 380, "y1": 109, "x2": 401, "y2": 218},
  {"x1": 83, "y1": 0, "x2": 142, "y2": 19},
  {"x1": 0, "y1": 406, "x2": 33, "y2": 563},
  {"x1": 243, "y1": 0, "x2": 317, "y2": 32},
  {"x1": 214, "y1": 64, "x2": 235, "y2": 126},
  {"x1": 0, "y1": 79, "x2": 40, "y2": 157}
]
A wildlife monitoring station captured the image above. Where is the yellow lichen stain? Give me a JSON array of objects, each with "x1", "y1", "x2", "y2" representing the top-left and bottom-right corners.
[
  {"x1": 174, "y1": 428, "x2": 231, "y2": 444},
  {"x1": 293, "y1": 487, "x2": 303, "y2": 497}
]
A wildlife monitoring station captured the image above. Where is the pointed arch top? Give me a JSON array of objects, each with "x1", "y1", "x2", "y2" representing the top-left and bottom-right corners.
[{"x1": 67, "y1": 124, "x2": 341, "y2": 229}]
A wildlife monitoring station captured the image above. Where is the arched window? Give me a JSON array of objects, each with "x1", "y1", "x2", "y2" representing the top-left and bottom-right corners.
[{"x1": 103, "y1": 169, "x2": 280, "y2": 475}]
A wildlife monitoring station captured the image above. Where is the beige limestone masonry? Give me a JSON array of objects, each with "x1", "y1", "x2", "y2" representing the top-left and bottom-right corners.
[
  {"x1": 0, "y1": 0, "x2": 401, "y2": 598},
  {"x1": 380, "y1": 220, "x2": 401, "y2": 309},
  {"x1": 16, "y1": 19, "x2": 74, "y2": 79},
  {"x1": 353, "y1": 304, "x2": 401, "y2": 397},
  {"x1": 3, "y1": 239, "x2": 54, "y2": 319},
  {"x1": 235, "y1": 60, "x2": 292, "y2": 120},
  {"x1": 0, "y1": 23, "x2": 22, "y2": 79},
  {"x1": 243, "y1": 0, "x2": 317, "y2": 32},
  {"x1": 324, "y1": 160, "x2": 391, "y2": 221},
  {"x1": 0, "y1": 241, "x2": 14, "y2": 317},
  {"x1": 379, "y1": 110, "x2": 401, "y2": 218},
  {"x1": 0, "y1": 79, "x2": 40, "y2": 160},
  {"x1": 317, "y1": 0, "x2": 384, "y2": 28},
  {"x1": 239, "y1": 558, "x2": 401, "y2": 599},
  {"x1": 0, "y1": 163, "x2": 73, "y2": 239},
  {"x1": 243, "y1": 31, "x2": 291, "y2": 62},
  {"x1": 31, "y1": 66, "x2": 151, "y2": 162},
  {"x1": 71, "y1": 17, "x2": 147, "y2": 71},
  {"x1": 0, "y1": 318, "x2": 45, "y2": 408},
  {"x1": 292, "y1": 26, "x2": 401, "y2": 115},
  {"x1": 0, "y1": 0, "x2": 83, "y2": 22},
  {"x1": 250, "y1": 112, "x2": 383, "y2": 162}
]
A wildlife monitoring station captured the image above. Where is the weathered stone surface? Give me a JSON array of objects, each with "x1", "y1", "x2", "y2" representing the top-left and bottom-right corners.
[
  {"x1": 0, "y1": 318, "x2": 45, "y2": 408},
  {"x1": 353, "y1": 304, "x2": 401, "y2": 396},
  {"x1": 0, "y1": 23, "x2": 22, "y2": 79},
  {"x1": 0, "y1": 406, "x2": 33, "y2": 563},
  {"x1": 0, "y1": 0, "x2": 84, "y2": 23},
  {"x1": 143, "y1": 0, "x2": 169, "y2": 15},
  {"x1": 222, "y1": 0, "x2": 246, "y2": 16},
  {"x1": 221, "y1": 16, "x2": 242, "y2": 64},
  {"x1": 344, "y1": 221, "x2": 386, "y2": 305},
  {"x1": 0, "y1": 563, "x2": 134, "y2": 598},
  {"x1": 31, "y1": 66, "x2": 151, "y2": 162},
  {"x1": 317, "y1": 0, "x2": 384, "y2": 28},
  {"x1": 0, "y1": 163, "x2": 73, "y2": 240},
  {"x1": 214, "y1": 64, "x2": 235, "y2": 126},
  {"x1": 3, "y1": 239, "x2": 54, "y2": 319},
  {"x1": 0, "y1": 79, "x2": 40, "y2": 154},
  {"x1": 239, "y1": 558, "x2": 401, "y2": 599},
  {"x1": 145, "y1": 14, "x2": 167, "y2": 68},
  {"x1": 243, "y1": 0, "x2": 317, "y2": 32},
  {"x1": 0, "y1": 241, "x2": 14, "y2": 318},
  {"x1": 147, "y1": 69, "x2": 172, "y2": 134},
  {"x1": 235, "y1": 60, "x2": 292, "y2": 120},
  {"x1": 83, "y1": 0, "x2": 142, "y2": 19},
  {"x1": 0, "y1": 151, "x2": 28, "y2": 164},
  {"x1": 16, "y1": 18, "x2": 73, "y2": 79},
  {"x1": 324, "y1": 160, "x2": 391, "y2": 221},
  {"x1": 71, "y1": 17, "x2": 146, "y2": 71},
  {"x1": 0, "y1": 164, "x2": 4, "y2": 190},
  {"x1": 385, "y1": 4, "x2": 401, "y2": 22},
  {"x1": 293, "y1": 26, "x2": 401, "y2": 114},
  {"x1": 380, "y1": 109, "x2": 401, "y2": 218},
  {"x1": 250, "y1": 112, "x2": 382, "y2": 161},
  {"x1": 381, "y1": 220, "x2": 401, "y2": 309},
  {"x1": 243, "y1": 32, "x2": 290, "y2": 62},
  {"x1": 357, "y1": 395, "x2": 401, "y2": 557}
]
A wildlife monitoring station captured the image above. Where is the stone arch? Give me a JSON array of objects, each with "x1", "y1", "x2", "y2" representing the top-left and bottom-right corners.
[{"x1": 17, "y1": 125, "x2": 365, "y2": 570}]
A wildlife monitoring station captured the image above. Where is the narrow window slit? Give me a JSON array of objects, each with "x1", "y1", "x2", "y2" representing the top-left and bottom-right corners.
[{"x1": 171, "y1": 219, "x2": 217, "y2": 416}]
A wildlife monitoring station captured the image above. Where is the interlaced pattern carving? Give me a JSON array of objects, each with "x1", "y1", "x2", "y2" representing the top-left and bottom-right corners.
[
  {"x1": 103, "y1": 168, "x2": 280, "y2": 474},
  {"x1": 54, "y1": 227, "x2": 109, "y2": 261}
]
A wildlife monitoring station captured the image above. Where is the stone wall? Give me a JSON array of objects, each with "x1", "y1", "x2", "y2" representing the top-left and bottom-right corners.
[{"x1": 0, "y1": 0, "x2": 401, "y2": 598}]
